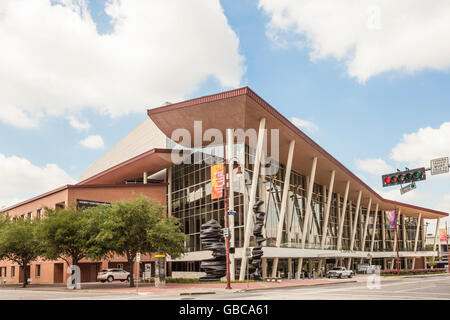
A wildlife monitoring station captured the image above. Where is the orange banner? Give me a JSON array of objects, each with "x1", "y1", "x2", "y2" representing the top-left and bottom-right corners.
[
  {"x1": 440, "y1": 228, "x2": 448, "y2": 242},
  {"x1": 211, "y1": 163, "x2": 225, "y2": 200}
]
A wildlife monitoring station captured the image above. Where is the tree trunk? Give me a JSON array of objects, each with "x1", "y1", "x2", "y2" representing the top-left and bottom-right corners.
[
  {"x1": 22, "y1": 262, "x2": 27, "y2": 288},
  {"x1": 72, "y1": 257, "x2": 79, "y2": 289},
  {"x1": 128, "y1": 259, "x2": 134, "y2": 287}
]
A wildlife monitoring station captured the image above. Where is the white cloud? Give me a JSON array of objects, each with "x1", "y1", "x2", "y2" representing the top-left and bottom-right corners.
[
  {"x1": 0, "y1": 153, "x2": 76, "y2": 209},
  {"x1": 291, "y1": 117, "x2": 318, "y2": 133},
  {"x1": 79, "y1": 135, "x2": 105, "y2": 149},
  {"x1": 356, "y1": 158, "x2": 393, "y2": 176},
  {"x1": 374, "y1": 187, "x2": 423, "y2": 205},
  {"x1": 258, "y1": 0, "x2": 450, "y2": 82},
  {"x1": 67, "y1": 115, "x2": 90, "y2": 131},
  {"x1": 0, "y1": 0, "x2": 244, "y2": 128},
  {"x1": 390, "y1": 122, "x2": 450, "y2": 168}
]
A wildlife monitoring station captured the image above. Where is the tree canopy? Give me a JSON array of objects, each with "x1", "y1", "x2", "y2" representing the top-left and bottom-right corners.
[
  {"x1": 95, "y1": 195, "x2": 186, "y2": 286},
  {"x1": 0, "y1": 215, "x2": 41, "y2": 287},
  {"x1": 37, "y1": 204, "x2": 98, "y2": 266}
]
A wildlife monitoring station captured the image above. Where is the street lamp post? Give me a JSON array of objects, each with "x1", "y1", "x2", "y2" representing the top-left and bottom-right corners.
[{"x1": 222, "y1": 139, "x2": 243, "y2": 290}]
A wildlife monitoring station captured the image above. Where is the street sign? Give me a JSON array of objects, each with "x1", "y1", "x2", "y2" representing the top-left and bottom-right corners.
[
  {"x1": 222, "y1": 228, "x2": 229, "y2": 238},
  {"x1": 400, "y1": 183, "x2": 417, "y2": 195},
  {"x1": 136, "y1": 252, "x2": 141, "y2": 262},
  {"x1": 431, "y1": 157, "x2": 449, "y2": 175},
  {"x1": 227, "y1": 211, "x2": 236, "y2": 216}
]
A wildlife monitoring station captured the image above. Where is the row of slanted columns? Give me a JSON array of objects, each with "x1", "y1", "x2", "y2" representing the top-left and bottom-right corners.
[{"x1": 233, "y1": 117, "x2": 437, "y2": 280}]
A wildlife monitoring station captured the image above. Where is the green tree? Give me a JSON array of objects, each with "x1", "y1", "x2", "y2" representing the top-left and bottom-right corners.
[
  {"x1": 37, "y1": 205, "x2": 95, "y2": 267},
  {"x1": 96, "y1": 195, "x2": 186, "y2": 287},
  {"x1": 0, "y1": 216, "x2": 41, "y2": 287}
]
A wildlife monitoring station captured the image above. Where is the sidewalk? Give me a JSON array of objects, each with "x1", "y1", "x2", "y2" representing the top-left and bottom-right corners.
[
  {"x1": 355, "y1": 272, "x2": 450, "y2": 283},
  {"x1": 0, "y1": 278, "x2": 356, "y2": 295}
]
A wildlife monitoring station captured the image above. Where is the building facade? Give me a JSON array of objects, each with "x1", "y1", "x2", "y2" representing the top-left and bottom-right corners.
[{"x1": 1, "y1": 87, "x2": 447, "y2": 284}]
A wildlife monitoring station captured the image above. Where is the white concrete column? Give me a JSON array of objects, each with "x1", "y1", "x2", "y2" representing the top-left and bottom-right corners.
[
  {"x1": 167, "y1": 167, "x2": 172, "y2": 217},
  {"x1": 402, "y1": 213, "x2": 407, "y2": 250},
  {"x1": 349, "y1": 191, "x2": 363, "y2": 251},
  {"x1": 297, "y1": 258, "x2": 303, "y2": 278},
  {"x1": 143, "y1": 171, "x2": 148, "y2": 184},
  {"x1": 432, "y1": 217, "x2": 441, "y2": 264},
  {"x1": 301, "y1": 157, "x2": 318, "y2": 249},
  {"x1": 337, "y1": 181, "x2": 350, "y2": 250},
  {"x1": 361, "y1": 198, "x2": 373, "y2": 251},
  {"x1": 272, "y1": 140, "x2": 295, "y2": 277},
  {"x1": 370, "y1": 203, "x2": 379, "y2": 252},
  {"x1": 239, "y1": 117, "x2": 266, "y2": 281},
  {"x1": 226, "y1": 129, "x2": 235, "y2": 281},
  {"x1": 320, "y1": 170, "x2": 336, "y2": 249},
  {"x1": 412, "y1": 213, "x2": 422, "y2": 270},
  {"x1": 262, "y1": 258, "x2": 268, "y2": 278},
  {"x1": 433, "y1": 217, "x2": 441, "y2": 251}
]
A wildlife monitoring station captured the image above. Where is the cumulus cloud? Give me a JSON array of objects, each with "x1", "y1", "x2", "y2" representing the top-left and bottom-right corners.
[
  {"x1": 67, "y1": 115, "x2": 90, "y2": 131},
  {"x1": 291, "y1": 117, "x2": 318, "y2": 133},
  {"x1": 0, "y1": 0, "x2": 244, "y2": 128},
  {"x1": 0, "y1": 153, "x2": 76, "y2": 209},
  {"x1": 356, "y1": 158, "x2": 393, "y2": 176},
  {"x1": 390, "y1": 122, "x2": 450, "y2": 168},
  {"x1": 258, "y1": 0, "x2": 450, "y2": 82},
  {"x1": 79, "y1": 135, "x2": 105, "y2": 149}
]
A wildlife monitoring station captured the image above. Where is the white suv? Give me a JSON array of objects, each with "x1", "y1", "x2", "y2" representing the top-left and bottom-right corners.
[
  {"x1": 97, "y1": 268, "x2": 130, "y2": 283},
  {"x1": 327, "y1": 267, "x2": 353, "y2": 279}
]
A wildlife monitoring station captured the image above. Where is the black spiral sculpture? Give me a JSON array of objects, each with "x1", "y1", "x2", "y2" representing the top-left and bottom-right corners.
[
  {"x1": 250, "y1": 200, "x2": 266, "y2": 280},
  {"x1": 199, "y1": 219, "x2": 226, "y2": 281}
]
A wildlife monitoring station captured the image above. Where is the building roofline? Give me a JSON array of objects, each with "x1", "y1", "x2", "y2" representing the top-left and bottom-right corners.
[
  {"x1": 1, "y1": 182, "x2": 167, "y2": 213},
  {"x1": 147, "y1": 87, "x2": 448, "y2": 218},
  {"x1": 77, "y1": 148, "x2": 174, "y2": 186}
]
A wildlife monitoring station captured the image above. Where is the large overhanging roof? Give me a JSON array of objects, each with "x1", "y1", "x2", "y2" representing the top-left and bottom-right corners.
[
  {"x1": 147, "y1": 87, "x2": 448, "y2": 219},
  {"x1": 77, "y1": 148, "x2": 188, "y2": 185}
]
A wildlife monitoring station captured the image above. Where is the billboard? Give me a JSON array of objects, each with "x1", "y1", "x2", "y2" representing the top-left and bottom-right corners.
[
  {"x1": 211, "y1": 163, "x2": 225, "y2": 200},
  {"x1": 440, "y1": 228, "x2": 448, "y2": 242},
  {"x1": 385, "y1": 210, "x2": 396, "y2": 230}
]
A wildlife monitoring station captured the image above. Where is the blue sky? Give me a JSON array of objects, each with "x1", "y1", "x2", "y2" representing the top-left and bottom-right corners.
[{"x1": 1, "y1": 0, "x2": 450, "y2": 228}]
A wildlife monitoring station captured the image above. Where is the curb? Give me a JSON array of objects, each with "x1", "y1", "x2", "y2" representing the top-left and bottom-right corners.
[
  {"x1": 180, "y1": 291, "x2": 217, "y2": 296},
  {"x1": 234, "y1": 279, "x2": 358, "y2": 292}
]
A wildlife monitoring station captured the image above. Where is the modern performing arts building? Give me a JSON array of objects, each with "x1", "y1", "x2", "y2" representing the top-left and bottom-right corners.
[{"x1": 1, "y1": 87, "x2": 447, "y2": 283}]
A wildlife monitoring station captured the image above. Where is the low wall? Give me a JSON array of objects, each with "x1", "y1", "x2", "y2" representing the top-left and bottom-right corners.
[{"x1": 170, "y1": 271, "x2": 206, "y2": 279}]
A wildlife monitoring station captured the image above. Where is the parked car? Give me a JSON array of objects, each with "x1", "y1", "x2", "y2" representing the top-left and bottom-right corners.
[
  {"x1": 327, "y1": 266, "x2": 353, "y2": 279},
  {"x1": 97, "y1": 268, "x2": 130, "y2": 283}
]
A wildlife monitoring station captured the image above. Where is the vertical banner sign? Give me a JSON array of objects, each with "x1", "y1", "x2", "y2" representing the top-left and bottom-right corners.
[
  {"x1": 385, "y1": 210, "x2": 396, "y2": 230},
  {"x1": 440, "y1": 228, "x2": 448, "y2": 242},
  {"x1": 211, "y1": 163, "x2": 225, "y2": 200}
]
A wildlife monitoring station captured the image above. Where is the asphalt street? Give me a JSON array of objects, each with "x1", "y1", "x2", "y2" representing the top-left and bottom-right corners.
[{"x1": 0, "y1": 275, "x2": 450, "y2": 300}]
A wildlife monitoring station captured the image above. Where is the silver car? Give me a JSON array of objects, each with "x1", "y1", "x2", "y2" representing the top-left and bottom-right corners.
[
  {"x1": 327, "y1": 266, "x2": 353, "y2": 279},
  {"x1": 97, "y1": 268, "x2": 130, "y2": 283}
]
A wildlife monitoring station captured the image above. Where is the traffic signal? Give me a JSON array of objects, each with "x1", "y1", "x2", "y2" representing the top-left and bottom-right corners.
[{"x1": 382, "y1": 167, "x2": 426, "y2": 187}]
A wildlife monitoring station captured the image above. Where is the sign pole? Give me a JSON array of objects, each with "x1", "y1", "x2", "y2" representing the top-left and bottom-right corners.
[
  {"x1": 396, "y1": 218, "x2": 400, "y2": 276},
  {"x1": 445, "y1": 221, "x2": 450, "y2": 273},
  {"x1": 223, "y1": 142, "x2": 232, "y2": 290}
]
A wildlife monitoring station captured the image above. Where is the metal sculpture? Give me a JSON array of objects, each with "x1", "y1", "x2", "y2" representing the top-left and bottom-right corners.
[
  {"x1": 199, "y1": 219, "x2": 226, "y2": 281},
  {"x1": 250, "y1": 200, "x2": 266, "y2": 280}
]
